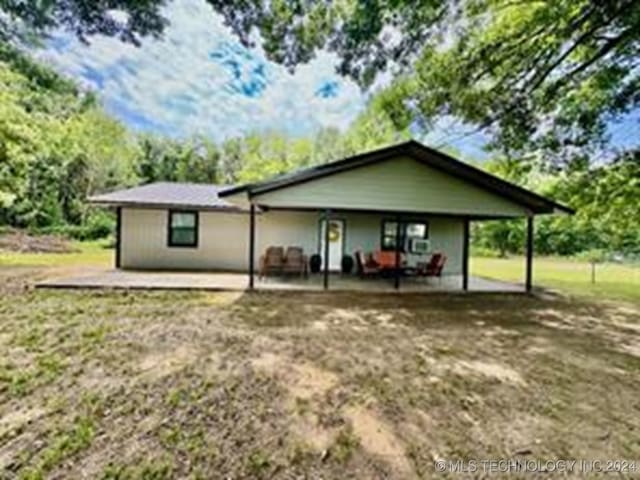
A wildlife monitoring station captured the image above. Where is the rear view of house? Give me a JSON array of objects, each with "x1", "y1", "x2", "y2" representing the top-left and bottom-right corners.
[{"x1": 90, "y1": 140, "x2": 573, "y2": 292}]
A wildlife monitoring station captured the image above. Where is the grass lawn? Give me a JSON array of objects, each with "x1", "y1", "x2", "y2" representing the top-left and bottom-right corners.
[
  {"x1": 0, "y1": 241, "x2": 112, "y2": 268},
  {"x1": 472, "y1": 256, "x2": 640, "y2": 304},
  {"x1": 0, "y1": 266, "x2": 639, "y2": 479}
]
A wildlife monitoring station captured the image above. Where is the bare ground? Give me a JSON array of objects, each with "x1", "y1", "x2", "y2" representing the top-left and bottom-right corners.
[
  {"x1": 0, "y1": 267, "x2": 639, "y2": 479},
  {"x1": 0, "y1": 230, "x2": 78, "y2": 254}
]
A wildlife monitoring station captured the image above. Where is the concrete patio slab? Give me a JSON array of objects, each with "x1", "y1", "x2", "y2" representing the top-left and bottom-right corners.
[{"x1": 36, "y1": 269, "x2": 525, "y2": 293}]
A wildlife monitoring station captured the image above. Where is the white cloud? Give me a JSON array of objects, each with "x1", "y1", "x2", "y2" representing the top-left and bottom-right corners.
[{"x1": 36, "y1": 0, "x2": 367, "y2": 140}]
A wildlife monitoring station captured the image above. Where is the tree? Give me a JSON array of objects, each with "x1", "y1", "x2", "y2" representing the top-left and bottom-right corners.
[
  {"x1": 0, "y1": 0, "x2": 168, "y2": 45},
  {"x1": 206, "y1": 0, "x2": 446, "y2": 88},
  {"x1": 472, "y1": 149, "x2": 640, "y2": 257},
  {"x1": 201, "y1": 1, "x2": 640, "y2": 166},
  {"x1": 0, "y1": 44, "x2": 138, "y2": 230},
  {"x1": 381, "y1": 0, "x2": 640, "y2": 165}
]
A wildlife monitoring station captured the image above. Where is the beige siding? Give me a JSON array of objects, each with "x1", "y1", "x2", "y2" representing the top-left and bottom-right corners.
[
  {"x1": 121, "y1": 208, "x2": 250, "y2": 270},
  {"x1": 121, "y1": 209, "x2": 320, "y2": 271},
  {"x1": 121, "y1": 208, "x2": 463, "y2": 275},
  {"x1": 252, "y1": 156, "x2": 527, "y2": 217}
]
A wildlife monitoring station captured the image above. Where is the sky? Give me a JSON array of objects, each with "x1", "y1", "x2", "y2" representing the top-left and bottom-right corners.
[
  {"x1": 39, "y1": 0, "x2": 367, "y2": 140},
  {"x1": 37, "y1": 0, "x2": 636, "y2": 161}
]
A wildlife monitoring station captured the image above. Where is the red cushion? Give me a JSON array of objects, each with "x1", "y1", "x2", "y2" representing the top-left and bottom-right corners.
[{"x1": 374, "y1": 251, "x2": 401, "y2": 268}]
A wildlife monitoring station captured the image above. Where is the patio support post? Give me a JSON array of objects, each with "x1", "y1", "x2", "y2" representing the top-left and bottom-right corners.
[
  {"x1": 394, "y1": 215, "x2": 402, "y2": 290},
  {"x1": 248, "y1": 203, "x2": 256, "y2": 289},
  {"x1": 323, "y1": 209, "x2": 331, "y2": 290},
  {"x1": 525, "y1": 215, "x2": 534, "y2": 293},
  {"x1": 462, "y1": 218, "x2": 469, "y2": 291},
  {"x1": 115, "y1": 207, "x2": 121, "y2": 269}
]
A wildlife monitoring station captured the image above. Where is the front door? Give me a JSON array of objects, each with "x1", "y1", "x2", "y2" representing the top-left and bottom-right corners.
[{"x1": 320, "y1": 219, "x2": 345, "y2": 271}]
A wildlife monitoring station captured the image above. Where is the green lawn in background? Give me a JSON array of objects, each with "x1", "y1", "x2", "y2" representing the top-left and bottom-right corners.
[
  {"x1": 0, "y1": 240, "x2": 112, "y2": 267},
  {"x1": 472, "y1": 256, "x2": 640, "y2": 303}
]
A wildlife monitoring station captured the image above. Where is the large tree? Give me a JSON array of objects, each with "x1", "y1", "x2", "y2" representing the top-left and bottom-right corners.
[
  {"x1": 205, "y1": 0, "x2": 640, "y2": 165},
  {"x1": 0, "y1": 0, "x2": 168, "y2": 44}
]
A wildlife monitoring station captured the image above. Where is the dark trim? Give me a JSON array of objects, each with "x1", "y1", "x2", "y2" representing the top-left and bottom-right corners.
[
  {"x1": 90, "y1": 200, "x2": 247, "y2": 213},
  {"x1": 249, "y1": 204, "x2": 256, "y2": 289},
  {"x1": 394, "y1": 214, "x2": 402, "y2": 290},
  {"x1": 115, "y1": 207, "x2": 122, "y2": 269},
  {"x1": 380, "y1": 218, "x2": 429, "y2": 252},
  {"x1": 167, "y1": 209, "x2": 199, "y2": 248},
  {"x1": 222, "y1": 140, "x2": 574, "y2": 215},
  {"x1": 525, "y1": 216, "x2": 534, "y2": 292},
  {"x1": 259, "y1": 204, "x2": 522, "y2": 220},
  {"x1": 462, "y1": 218, "x2": 470, "y2": 291},
  {"x1": 323, "y1": 210, "x2": 331, "y2": 290},
  {"x1": 217, "y1": 183, "x2": 253, "y2": 197}
]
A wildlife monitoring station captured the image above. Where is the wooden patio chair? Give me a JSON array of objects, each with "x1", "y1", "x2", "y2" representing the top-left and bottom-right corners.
[
  {"x1": 417, "y1": 253, "x2": 447, "y2": 282},
  {"x1": 283, "y1": 246, "x2": 308, "y2": 277},
  {"x1": 259, "y1": 246, "x2": 285, "y2": 279},
  {"x1": 355, "y1": 250, "x2": 381, "y2": 277}
]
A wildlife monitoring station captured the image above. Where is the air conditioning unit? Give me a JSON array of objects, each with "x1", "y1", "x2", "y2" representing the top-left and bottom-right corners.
[{"x1": 410, "y1": 238, "x2": 430, "y2": 254}]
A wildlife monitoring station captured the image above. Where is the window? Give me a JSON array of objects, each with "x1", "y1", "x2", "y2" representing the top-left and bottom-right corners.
[
  {"x1": 381, "y1": 220, "x2": 428, "y2": 252},
  {"x1": 168, "y1": 210, "x2": 198, "y2": 247}
]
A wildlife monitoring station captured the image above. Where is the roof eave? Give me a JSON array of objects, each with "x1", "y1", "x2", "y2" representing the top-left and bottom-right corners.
[
  {"x1": 218, "y1": 185, "x2": 251, "y2": 197},
  {"x1": 88, "y1": 198, "x2": 247, "y2": 212}
]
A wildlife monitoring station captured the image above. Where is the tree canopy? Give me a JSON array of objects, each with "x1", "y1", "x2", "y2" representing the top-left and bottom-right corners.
[
  {"x1": 0, "y1": 0, "x2": 168, "y2": 45},
  {"x1": 3, "y1": 1, "x2": 639, "y2": 164},
  {"x1": 206, "y1": 0, "x2": 639, "y2": 165}
]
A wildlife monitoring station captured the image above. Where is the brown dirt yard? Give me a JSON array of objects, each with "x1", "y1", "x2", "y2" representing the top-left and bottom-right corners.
[{"x1": 0, "y1": 267, "x2": 639, "y2": 479}]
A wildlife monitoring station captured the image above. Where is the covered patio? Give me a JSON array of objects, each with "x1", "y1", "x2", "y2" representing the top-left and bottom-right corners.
[{"x1": 244, "y1": 206, "x2": 533, "y2": 293}]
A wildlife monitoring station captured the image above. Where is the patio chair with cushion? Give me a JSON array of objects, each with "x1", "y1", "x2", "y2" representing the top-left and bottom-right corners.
[
  {"x1": 355, "y1": 250, "x2": 381, "y2": 277},
  {"x1": 417, "y1": 252, "x2": 447, "y2": 281},
  {"x1": 283, "y1": 246, "x2": 308, "y2": 277},
  {"x1": 259, "y1": 246, "x2": 285, "y2": 279},
  {"x1": 373, "y1": 250, "x2": 406, "y2": 271}
]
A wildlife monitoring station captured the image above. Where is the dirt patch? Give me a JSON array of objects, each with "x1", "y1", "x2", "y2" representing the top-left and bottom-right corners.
[
  {"x1": 0, "y1": 229, "x2": 78, "y2": 253},
  {"x1": 251, "y1": 352, "x2": 341, "y2": 452},
  {"x1": 287, "y1": 363, "x2": 339, "y2": 400},
  {"x1": 138, "y1": 346, "x2": 198, "y2": 380},
  {"x1": 251, "y1": 353, "x2": 338, "y2": 400},
  {"x1": 344, "y1": 405, "x2": 413, "y2": 475},
  {"x1": 453, "y1": 360, "x2": 526, "y2": 386},
  {"x1": 291, "y1": 412, "x2": 337, "y2": 451},
  {"x1": 0, "y1": 406, "x2": 46, "y2": 438}
]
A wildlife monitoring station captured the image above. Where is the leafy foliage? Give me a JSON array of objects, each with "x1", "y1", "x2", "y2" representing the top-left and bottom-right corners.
[
  {"x1": 473, "y1": 151, "x2": 640, "y2": 256},
  {"x1": 379, "y1": 0, "x2": 640, "y2": 164},
  {"x1": 205, "y1": 0, "x2": 446, "y2": 88},
  {"x1": 197, "y1": 0, "x2": 640, "y2": 166},
  {"x1": 0, "y1": 44, "x2": 138, "y2": 233},
  {"x1": 0, "y1": 0, "x2": 168, "y2": 45}
]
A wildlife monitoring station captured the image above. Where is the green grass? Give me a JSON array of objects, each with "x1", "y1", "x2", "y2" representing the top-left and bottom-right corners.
[
  {"x1": 472, "y1": 256, "x2": 640, "y2": 303},
  {"x1": 0, "y1": 240, "x2": 112, "y2": 267}
]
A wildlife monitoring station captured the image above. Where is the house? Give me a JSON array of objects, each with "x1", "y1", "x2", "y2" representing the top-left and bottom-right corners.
[{"x1": 89, "y1": 140, "x2": 573, "y2": 292}]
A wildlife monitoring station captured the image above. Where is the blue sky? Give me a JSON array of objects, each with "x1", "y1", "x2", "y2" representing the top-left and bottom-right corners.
[
  {"x1": 39, "y1": 0, "x2": 367, "y2": 141},
  {"x1": 37, "y1": 0, "x2": 636, "y2": 161}
]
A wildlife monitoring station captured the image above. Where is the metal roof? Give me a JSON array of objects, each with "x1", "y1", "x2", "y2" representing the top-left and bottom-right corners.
[
  {"x1": 88, "y1": 182, "x2": 240, "y2": 210},
  {"x1": 221, "y1": 140, "x2": 574, "y2": 215}
]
